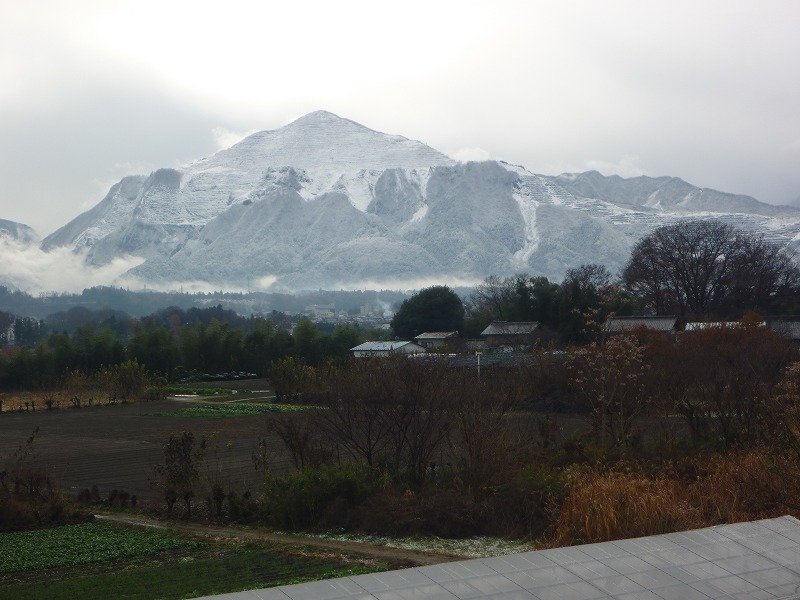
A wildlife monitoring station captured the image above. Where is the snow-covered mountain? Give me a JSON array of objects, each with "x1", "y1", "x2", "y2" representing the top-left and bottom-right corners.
[{"x1": 36, "y1": 111, "x2": 800, "y2": 291}]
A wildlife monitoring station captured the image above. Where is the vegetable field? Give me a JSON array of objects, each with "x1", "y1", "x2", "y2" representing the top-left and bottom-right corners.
[
  {"x1": 0, "y1": 522, "x2": 200, "y2": 574},
  {"x1": 0, "y1": 521, "x2": 386, "y2": 600}
]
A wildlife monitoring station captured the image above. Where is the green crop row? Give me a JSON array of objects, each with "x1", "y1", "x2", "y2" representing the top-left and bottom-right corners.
[{"x1": 0, "y1": 522, "x2": 202, "y2": 575}]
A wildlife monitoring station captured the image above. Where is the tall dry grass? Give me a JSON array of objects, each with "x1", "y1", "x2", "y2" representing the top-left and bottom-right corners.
[
  {"x1": 551, "y1": 466, "x2": 700, "y2": 545},
  {"x1": 690, "y1": 449, "x2": 800, "y2": 524},
  {"x1": 549, "y1": 449, "x2": 800, "y2": 546}
]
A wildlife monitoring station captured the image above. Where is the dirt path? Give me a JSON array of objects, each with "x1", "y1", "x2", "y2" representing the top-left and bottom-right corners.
[{"x1": 94, "y1": 512, "x2": 461, "y2": 567}]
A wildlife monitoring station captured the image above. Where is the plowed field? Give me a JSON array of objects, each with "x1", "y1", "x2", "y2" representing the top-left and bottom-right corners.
[{"x1": 0, "y1": 395, "x2": 294, "y2": 503}]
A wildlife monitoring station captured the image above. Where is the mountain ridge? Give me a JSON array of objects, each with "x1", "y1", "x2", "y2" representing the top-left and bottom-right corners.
[{"x1": 11, "y1": 111, "x2": 800, "y2": 292}]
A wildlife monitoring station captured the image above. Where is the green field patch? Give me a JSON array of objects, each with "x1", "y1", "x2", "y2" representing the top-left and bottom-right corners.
[
  {"x1": 142, "y1": 402, "x2": 310, "y2": 418},
  {"x1": 0, "y1": 535, "x2": 387, "y2": 600},
  {"x1": 0, "y1": 522, "x2": 202, "y2": 575}
]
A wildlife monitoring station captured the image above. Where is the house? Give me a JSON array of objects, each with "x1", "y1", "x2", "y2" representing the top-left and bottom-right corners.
[
  {"x1": 480, "y1": 321, "x2": 540, "y2": 350},
  {"x1": 604, "y1": 315, "x2": 679, "y2": 336},
  {"x1": 412, "y1": 331, "x2": 459, "y2": 350},
  {"x1": 350, "y1": 341, "x2": 426, "y2": 358}
]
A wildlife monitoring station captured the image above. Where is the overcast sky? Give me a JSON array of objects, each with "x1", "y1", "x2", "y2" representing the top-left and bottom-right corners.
[{"x1": 2, "y1": 0, "x2": 799, "y2": 236}]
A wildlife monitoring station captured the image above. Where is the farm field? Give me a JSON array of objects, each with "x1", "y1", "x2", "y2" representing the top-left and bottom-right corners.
[
  {"x1": 0, "y1": 382, "x2": 297, "y2": 504},
  {"x1": 0, "y1": 520, "x2": 390, "y2": 600}
]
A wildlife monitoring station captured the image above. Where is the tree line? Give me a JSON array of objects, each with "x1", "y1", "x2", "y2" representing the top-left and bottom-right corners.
[{"x1": 0, "y1": 305, "x2": 370, "y2": 392}]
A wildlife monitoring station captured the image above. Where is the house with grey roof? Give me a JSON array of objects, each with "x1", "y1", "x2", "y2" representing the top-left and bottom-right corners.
[
  {"x1": 413, "y1": 331, "x2": 459, "y2": 350},
  {"x1": 350, "y1": 341, "x2": 426, "y2": 358},
  {"x1": 480, "y1": 321, "x2": 540, "y2": 350}
]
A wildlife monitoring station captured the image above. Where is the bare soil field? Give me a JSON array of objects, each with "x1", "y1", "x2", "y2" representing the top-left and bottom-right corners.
[{"x1": 0, "y1": 394, "x2": 293, "y2": 504}]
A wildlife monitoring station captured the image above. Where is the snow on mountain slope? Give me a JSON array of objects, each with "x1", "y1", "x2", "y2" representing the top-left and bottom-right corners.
[
  {"x1": 552, "y1": 171, "x2": 785, "y2": 215},
  {"x1": 161, "y1": 110, "x2": 456, "y2": 223},
  {"x1": 33, "y1": 111, "x2": 800, "y2": 292},
  {"x1": 198, "y1": 111, "x2": 454, "y2": 172},
  {"x1": 42, "y1": 176, "x2": 145, "y2": 251}
]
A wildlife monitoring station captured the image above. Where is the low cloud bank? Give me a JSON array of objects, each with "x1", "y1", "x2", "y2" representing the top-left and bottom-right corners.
[
  {"x1": 0, "y1": 238, "x2": 480, "y2": 297},
  {"x1": 0, "y1": 238, "x2": 144, "y2": 294}
]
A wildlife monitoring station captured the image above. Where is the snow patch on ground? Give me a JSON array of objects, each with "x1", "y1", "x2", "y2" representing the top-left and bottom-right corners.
[{"x1": 305, "y1": 532, "x2": 535, "y2": 559}]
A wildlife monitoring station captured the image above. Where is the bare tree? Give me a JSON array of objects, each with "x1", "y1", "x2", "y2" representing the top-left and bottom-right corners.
[
  {"x1": 310, "y1": 360, "x2": 395, "y2": 469},
  {"x1": 446, "y1": 374, "x2": 532, "y2": 496},
  {"x1": 572, "y1": 334, "x2": 650, "y2": 450},
  {"x1": 310, "y1": 356, "x2": 454, "y2": 489},
  {"x1": 623, "y1": 220, "x2": 800, "y2": 319},
  {"x1": 676, "y1": 322, "x2": 792, "y2": 446},
  {"x1": 469, "y1": 274, "x2": 524, "y2": 321}
]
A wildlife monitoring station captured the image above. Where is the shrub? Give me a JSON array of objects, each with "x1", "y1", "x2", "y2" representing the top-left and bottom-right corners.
[
  {"x1": 227, "y1": 491, "x2": 259, "y2": 523},
  {"x1": 357, "y1": 487, "x2": 485, "y2": 538},
  {"x1": 482, "y1": 463, "x2": 564, "y2": 539},
  {"x1": 262, "y1": 464, "x2": 380, "y2": 531},
  {"x1": 0, "y1": 494, "x2": 39, "y2": 531}
]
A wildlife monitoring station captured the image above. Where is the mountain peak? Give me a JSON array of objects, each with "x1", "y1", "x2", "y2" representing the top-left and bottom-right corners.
[
  {"x1": 285, "y1": 110, "x2": 350, "y2": 127},
  {"x1": 206, "y1": 111, "x2": 454, "y2": 172}
]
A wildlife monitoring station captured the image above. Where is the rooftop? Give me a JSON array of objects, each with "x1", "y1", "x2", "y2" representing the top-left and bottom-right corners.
[
  {"x1": 193, "y1": 516, "x2": 800, "y2": 600},
  {"x1": 351, "y1": 341, "x2": 419, "y2": 352},
  {"x1": 414, "y1": 331, "x2": 459, "y2": 340},
  {"x1": 481, "y1": 321, "x2": 540, "y2": 336}
]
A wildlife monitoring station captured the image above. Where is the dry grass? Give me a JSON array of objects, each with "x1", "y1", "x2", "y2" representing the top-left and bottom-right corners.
[
  {"x1": 690, "y1": 449, "x2": 799, "y2": 524},
  {"x1": 551, "y1": 466, "x2": 699, "y2": 545},
  {"x1": 550, "y1": 449, "x2": 800, "y2": 547}
]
